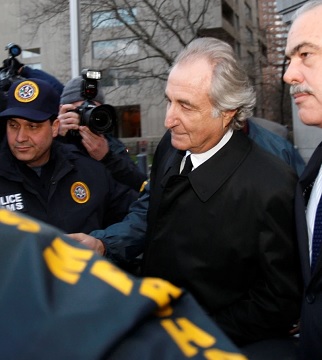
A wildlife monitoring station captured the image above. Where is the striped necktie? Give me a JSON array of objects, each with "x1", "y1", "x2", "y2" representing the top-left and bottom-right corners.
[{"x1": 312, "y1": 195, "x2": 322, "y2": 271}]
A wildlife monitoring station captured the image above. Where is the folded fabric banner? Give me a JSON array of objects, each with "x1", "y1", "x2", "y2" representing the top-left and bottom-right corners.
[{"x1": 0, "y1": 209, "x2": 246, "y2": 360}]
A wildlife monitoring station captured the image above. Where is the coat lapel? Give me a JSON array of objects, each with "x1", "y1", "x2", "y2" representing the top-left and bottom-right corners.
[
  {"x1": 297, "y1": 142, "x2": 322, "y2": 283},
  {"x1": 160, "y1": 150, "x2": 185, "y2": 187},
  {"x1": 189, "y1": 131, "x2": 251, "y2": 202}
]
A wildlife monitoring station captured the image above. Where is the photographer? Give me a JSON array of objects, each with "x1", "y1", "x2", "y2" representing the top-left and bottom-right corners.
[
  {"x1": 0, "y1": 43, "x2": 64, "y2": 96},
  {"x1": 58, "y1": 75, "x2": 147, "y2": 192},
  {"x1": 0, "y1": 43, "x2": 64, "y2": 141}
]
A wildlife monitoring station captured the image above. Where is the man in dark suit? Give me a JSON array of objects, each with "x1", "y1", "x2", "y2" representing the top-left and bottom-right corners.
[
  {"x1": 283, "y1": 1, "x2": 322, "y2": 359},
  {"x1": 70, "y1": 38, "x2": 302, "y2": 353},
  {"x1": 137, "y1": 37, "x2": 301, "y2": 349}
]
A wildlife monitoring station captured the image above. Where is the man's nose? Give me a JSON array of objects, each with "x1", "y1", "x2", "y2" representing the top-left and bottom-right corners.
[
  {"x1": 283, "y1": 59, "x2": 303, "y2": 85},
  {"x1": 15, "y1": 127, "x2": 28, "y2": 142},
  {"x1": 164, "y1": 105, "x2": 178, "y2": 129}
]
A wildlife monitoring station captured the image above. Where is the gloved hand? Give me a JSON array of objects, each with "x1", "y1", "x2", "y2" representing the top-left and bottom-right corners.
[{"x1": 2, "y1": 57, "x2": 24, "y2": 74}]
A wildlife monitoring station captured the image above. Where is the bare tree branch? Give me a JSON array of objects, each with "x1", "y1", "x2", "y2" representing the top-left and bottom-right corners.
[{"x1": 20, "y1": 0, "x2": 290, "y2": 126}]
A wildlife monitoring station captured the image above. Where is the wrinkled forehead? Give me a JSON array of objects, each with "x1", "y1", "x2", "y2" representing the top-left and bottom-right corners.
[
  {"x1": 286, "y1": 6, "x2": 322, "y2": 55},
  {"x1": 7, "y1": 118, "x2": 50, "y2": 126}
]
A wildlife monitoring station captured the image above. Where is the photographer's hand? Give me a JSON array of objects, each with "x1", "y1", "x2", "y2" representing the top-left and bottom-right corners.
[
  {"x1": 67, "y1": 233, "x2": 106, "y2": 256},
  {"x1": 2, "y1": 57, "x2": 24, "y2": 74},
  {"x1": 58, "y1": 104, "x2": 80, "y2": 136},
  {"x1": 79, "y1": 126, "x2": 110, "y2": 161}
]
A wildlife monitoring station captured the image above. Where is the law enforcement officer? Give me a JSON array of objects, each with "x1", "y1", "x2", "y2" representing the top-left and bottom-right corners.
[{"x1": 0, "y1": 78, "x2": 137, "y2": 241}]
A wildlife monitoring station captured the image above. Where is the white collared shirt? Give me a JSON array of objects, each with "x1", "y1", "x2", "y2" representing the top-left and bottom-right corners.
[
  {"x1": 180, "y1": 129, "x2": 234, "y2": 173},
  {"x1": 306, "y1": 164, "x2": 322, "y2": 264}
]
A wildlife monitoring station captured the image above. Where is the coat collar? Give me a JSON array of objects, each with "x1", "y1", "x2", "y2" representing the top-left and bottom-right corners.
[
  {"x1": 296, "y1": 141, "x2": 322, "y2": 281},
  {"x1": 161, "y1": 131, "x2": 251, "y2": 202},
  {"x1": 299, "y1": 141, "x2": 322, "y2": 204}
]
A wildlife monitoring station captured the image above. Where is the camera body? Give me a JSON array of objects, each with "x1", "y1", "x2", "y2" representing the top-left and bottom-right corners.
[
  {"x1": 72, "y1": 69, "x2": 117, "y2": 135},
  {"x1": 74, "y1": 100, "x2": 117, "y2": 135},
  {"x1": 0, "y1": 43, "x2": 23, "y2": 92}
]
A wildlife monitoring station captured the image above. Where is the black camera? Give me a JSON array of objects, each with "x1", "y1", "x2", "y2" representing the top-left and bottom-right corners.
[
  {"x1": 73, "y1": 69, "x2": 117, "y2": 135},
  {"x1": 0, "y1": 43, "x2": 23, "y2": 92},
  {"x1": 6, "y1": 43, "x2": 22, "y2": 58}
]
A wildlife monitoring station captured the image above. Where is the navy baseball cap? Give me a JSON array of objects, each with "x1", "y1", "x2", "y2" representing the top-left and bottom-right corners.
[{"x1": 0, "y1": 78, "x2": 60, "y2": 122}]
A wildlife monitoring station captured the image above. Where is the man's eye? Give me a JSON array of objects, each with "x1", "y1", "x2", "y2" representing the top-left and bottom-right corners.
[
  {"x1": 300, "y1": 52, "x2": 310, "y2": 58},
  {"x1": 181, "y1": 103, "x2": 192, "y2": 110}
]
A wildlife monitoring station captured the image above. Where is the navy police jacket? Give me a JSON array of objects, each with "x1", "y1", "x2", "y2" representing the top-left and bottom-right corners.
[
  {"x1": 0, "y1": 139, "x2": 137, "y2": 233},
  {"x1": 58, "y1": 133, "x2": 147, "y2": 192}
]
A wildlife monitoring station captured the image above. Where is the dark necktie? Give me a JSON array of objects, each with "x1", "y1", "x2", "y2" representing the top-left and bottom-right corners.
[
  {"x1": 312, "y1": 195, "x2": 322, "y2": 271},
  {"x1": 180, "y1": 155, "x2": 193, "y2": 175}
]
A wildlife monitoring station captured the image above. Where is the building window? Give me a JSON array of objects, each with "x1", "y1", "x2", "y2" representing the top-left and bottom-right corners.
[
  {"x1": 247, "y1": 51, "x2": 255, "y2": 66},
  {"x1": 234, "y1": 14, "x2": 240, "y2": 31},
  {"x1": 22, "y1": 48, "x2": 41, "y2": 59},
  {"x1": 222, "y1": 1, "x2": 234, "y2": 27},
  {"x1": 93, "y1": 39, "x2": 138, "y2": 59},
  {"x1": 260, "y1": 42, "x2": 267, "y2": 58},
  {"x1": 115, "y1": 105, "x2": 141, "y2": 138},
  {"x1": 246, "y1": 27, "x2": 253, "y2": 45},
  {"x1": 245, "y1": 3, "x2": 252, "y2": 21},
  {"x1": 92, "y1": 8, "x2": 137, "y2": 29},
  {"x1": 102, "y1": 68, "x2": 139, "y2": 87}
]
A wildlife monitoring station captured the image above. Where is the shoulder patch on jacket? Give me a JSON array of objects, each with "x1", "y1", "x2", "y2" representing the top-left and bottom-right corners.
[{"x1": 70, "y1": 182, "x2": 90, "y2": 203}]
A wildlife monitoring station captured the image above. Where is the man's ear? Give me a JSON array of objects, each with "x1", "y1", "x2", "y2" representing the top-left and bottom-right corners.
[
  {"x1": 51, "y1": 118, "x2": 60, "y2": 138},
  {"x1": 222, "y1": 109, "x2": 237, "y2": 128}
]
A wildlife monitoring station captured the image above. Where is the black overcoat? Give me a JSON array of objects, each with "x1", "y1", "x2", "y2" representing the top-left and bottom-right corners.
[
  {"x1": 142, "y1": 130, "x2": 302, "y2": 345},
  {"x1": 295, "y1": 141, "x2": 322, "y2": 360}
]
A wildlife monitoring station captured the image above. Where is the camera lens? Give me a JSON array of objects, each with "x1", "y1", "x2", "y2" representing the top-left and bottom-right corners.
[
  {"x1": 10, "y1": 45, "x2": 21, "y2": 57},
  {"x1": 6, "y1": 43, "x2": 22, "y2": 58},
  {"x1": 83, "y1": 104, "x2": 117, "y2": 134}
]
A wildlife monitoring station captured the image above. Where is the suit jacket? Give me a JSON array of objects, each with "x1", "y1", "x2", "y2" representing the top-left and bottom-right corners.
[
  {"x1": 142, "y1": 130, "x2": 302, "y2": 346},
  {"x1": 295, "y1": 142, "x2": 322, "y2": 360}
]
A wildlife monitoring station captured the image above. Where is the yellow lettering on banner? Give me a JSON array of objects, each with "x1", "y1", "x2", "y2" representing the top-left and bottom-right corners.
[
  {"x1": 204, "y1": 348, "x2": 247, "y2": 360},
  {"x1": 43, "y1": 237, "x2": 93, "y2": 284},
  {"x1": 161, "y1": 317, "x2": 216, "y2": 357},
  {"x1": 140, "y1": 278, "x2": 182, "y2": 309},
  {"x1": 90, "y1": 260, "x2": 133, "y2": 296},
  {"x1": 0, "y1": 209, "x2": 40, "y2": 233},
  {"x1": 155, "y1": 304, "x2": 176, "y2": 317},
  {"x1": 139, "y1": 180, "x2": 148, "y2": 192}
]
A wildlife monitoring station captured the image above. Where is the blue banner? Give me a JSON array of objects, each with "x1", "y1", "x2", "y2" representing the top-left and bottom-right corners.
[{"x1": 0, "y1": 209, "x2": 246, "y2": 360}]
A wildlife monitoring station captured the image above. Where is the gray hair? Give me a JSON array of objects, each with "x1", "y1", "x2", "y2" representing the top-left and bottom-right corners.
[
  {"x1": 171, "y1": 37, "x2": 256, "y2": 130},
  {"x1": 292, "y1": 1, "x2": 322, "y2": 21}
]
